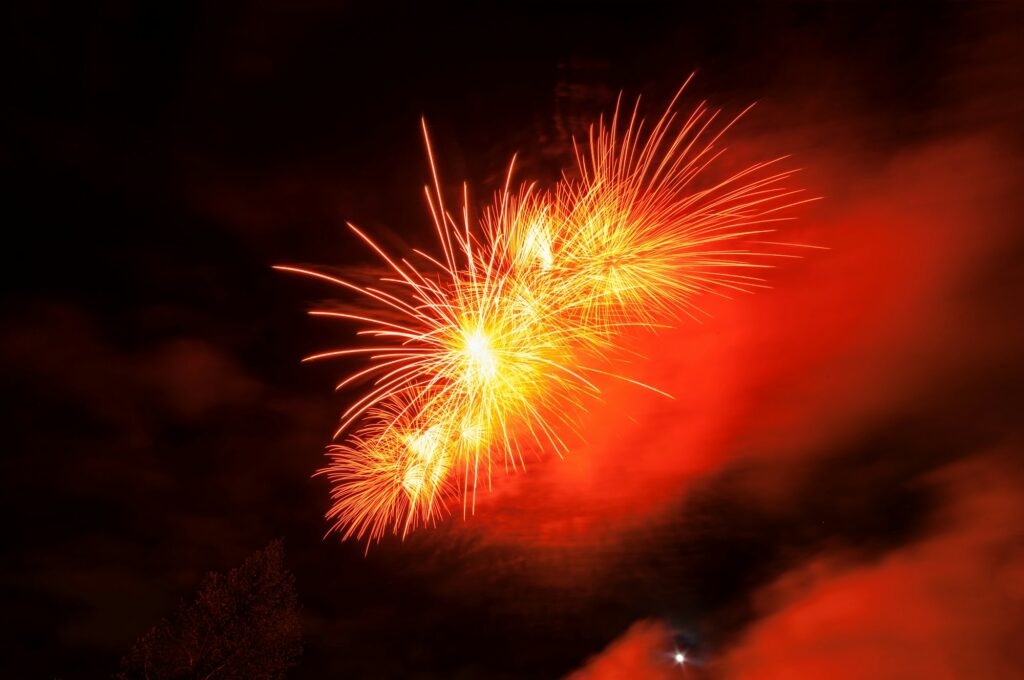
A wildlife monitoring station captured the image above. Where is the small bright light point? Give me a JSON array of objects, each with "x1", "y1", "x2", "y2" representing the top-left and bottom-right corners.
[{"x1": 673, "y1": 651, "x2": 686, "y2": 665}]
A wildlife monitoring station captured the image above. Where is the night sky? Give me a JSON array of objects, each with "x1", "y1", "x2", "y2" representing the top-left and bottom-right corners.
[{"x1": 4, "y1": 2, "x2": 1024, "y2": 678}]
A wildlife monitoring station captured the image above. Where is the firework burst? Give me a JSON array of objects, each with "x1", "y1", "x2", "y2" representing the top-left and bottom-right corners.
[{"x1": 278, "y1": 80, "x2": 812, "y2": 544}]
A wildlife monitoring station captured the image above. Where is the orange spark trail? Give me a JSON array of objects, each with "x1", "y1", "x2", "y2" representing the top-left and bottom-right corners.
[{"x1": 277, "y1": 81, "x2": 812, "y2": 545}]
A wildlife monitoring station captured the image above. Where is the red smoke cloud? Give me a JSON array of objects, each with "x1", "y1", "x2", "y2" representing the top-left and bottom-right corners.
[
  {"x1": 467, "y1": 133, "x2": 1019, "y2": 555},
  {"x1": 716, "y1": 451, "x2": 1024, "y2": 679}
]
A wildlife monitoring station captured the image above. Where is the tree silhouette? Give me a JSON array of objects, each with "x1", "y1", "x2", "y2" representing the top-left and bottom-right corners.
[{"x1": 117, "y1": 540, "x2": 302, "y2": 680}]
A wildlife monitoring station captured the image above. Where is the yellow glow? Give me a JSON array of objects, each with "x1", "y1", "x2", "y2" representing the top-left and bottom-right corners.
[
  {"x1": 401, "y1": 425, "x2": 448, "y2": 494},
  {"x1": 405, "y1": 425, "x2": 442, "y2": 462},
  {"x1": 459, "y1": 418, "x2": 485, "y2": 446},
  {"x1": 520, "y1": 220, "x2": 554, "y2": 269},
  {"x1": 402, "y1": 462, "x2": 425, "y2": 494}
]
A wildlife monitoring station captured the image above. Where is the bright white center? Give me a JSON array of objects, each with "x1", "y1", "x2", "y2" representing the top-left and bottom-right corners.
[{"x1": 463, "y1": 329, "x2": 497, "y2": 381}]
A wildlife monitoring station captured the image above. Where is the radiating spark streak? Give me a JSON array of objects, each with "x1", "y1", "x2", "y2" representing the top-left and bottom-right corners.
[{"x1": 278, "y1": 81, "x2": 811, "y2": 544}]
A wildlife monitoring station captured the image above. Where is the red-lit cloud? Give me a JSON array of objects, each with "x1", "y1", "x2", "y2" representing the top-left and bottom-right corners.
[
  {"x1": 565, "y1": 620, "x2": 680, "y2": 680},
  {"x1": 715, "y1": 452, "x2": 1024, "y2": 679},
  {"x1": 466, "y1": 133, "x2": 1020, "y2": 557}
]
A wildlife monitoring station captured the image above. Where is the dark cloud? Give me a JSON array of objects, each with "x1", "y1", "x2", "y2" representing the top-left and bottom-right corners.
[{"x1": 3, "y1": 305, "x2": 261, "y2": 428}]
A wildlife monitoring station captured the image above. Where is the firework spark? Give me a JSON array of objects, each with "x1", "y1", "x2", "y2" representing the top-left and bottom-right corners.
[{"x1": 278, "y1": 80, "x2": 811, "y2": 544}]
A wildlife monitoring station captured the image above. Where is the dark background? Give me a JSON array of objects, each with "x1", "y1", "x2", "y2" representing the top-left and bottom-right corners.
[{"x1": 3, "y1": 2, "x2": 1023, "y2": 678}]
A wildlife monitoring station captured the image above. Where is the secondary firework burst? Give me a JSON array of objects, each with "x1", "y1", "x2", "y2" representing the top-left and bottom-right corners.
[{"x1": 278, "y1": 79, "x2": 811, "y2": 544}]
